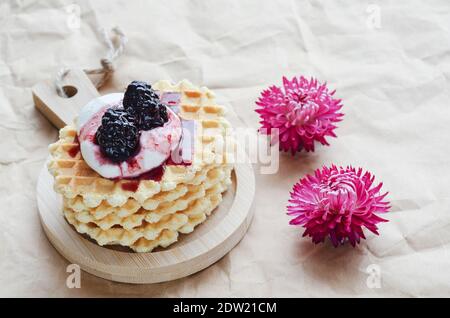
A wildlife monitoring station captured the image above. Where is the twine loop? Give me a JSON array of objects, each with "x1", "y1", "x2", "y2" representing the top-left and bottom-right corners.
[{"x1": 55, "y1": 27, "x2": 127, "y2": 97}]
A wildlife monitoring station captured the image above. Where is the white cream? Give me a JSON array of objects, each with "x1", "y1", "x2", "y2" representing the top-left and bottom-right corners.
[
  {"x1": 77, "y1": 93, "x2": 124, "y2": 131},
  {"x1": 76, "y1": 93, "x2": 182, "y2": 179}
]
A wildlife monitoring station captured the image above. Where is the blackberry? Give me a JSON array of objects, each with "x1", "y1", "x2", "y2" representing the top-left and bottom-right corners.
[
  {"x1": 139, "y1": 103, "x2": 169, "y2": 130},
  {"x1": 95, "y1": 108, "x2": 139, "y2": 162},
  {"x1": 123, "y1": 81, "x2": 159, "y2": 110},
  {"x1": 122, "y1": 81, "x2": 169, "y2": 131}
]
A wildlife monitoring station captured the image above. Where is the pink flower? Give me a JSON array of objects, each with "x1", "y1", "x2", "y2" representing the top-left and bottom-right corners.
[
  {"x1": 256, "y1": 76, "x2": 343, "y2": 154},
  {"x1": 287, "y1": 165, "x2": 390, "y2": 247}
]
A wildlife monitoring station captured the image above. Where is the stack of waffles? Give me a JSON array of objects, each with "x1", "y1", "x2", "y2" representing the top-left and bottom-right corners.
[{"x1": 47, "y1": 80, "x2": 235, "y2": 252}]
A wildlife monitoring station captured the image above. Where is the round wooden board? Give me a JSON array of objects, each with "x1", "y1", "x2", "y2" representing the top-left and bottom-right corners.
[{"x1": 37, "y1": 161, "x2": 255, "y2": 284}]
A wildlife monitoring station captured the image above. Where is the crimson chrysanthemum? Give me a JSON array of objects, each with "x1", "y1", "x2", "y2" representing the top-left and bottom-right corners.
[
  {"x1": 287, "y1": 165, "x2": 390, "y2": 247},
  {"x1": 256, "y1": 76, "x2": 343, "y2": 154}
]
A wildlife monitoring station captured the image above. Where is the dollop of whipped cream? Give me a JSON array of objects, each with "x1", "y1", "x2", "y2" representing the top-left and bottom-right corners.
[{"x1": 76, "y1": 93, "x2": 182, "y2": 179}]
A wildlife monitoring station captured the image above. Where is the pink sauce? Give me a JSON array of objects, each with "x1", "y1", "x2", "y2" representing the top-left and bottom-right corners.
[
  {"x1": 68, "y1": 144, "x2": 80, "y2": 158},
  {"x1": 68, "y1": 136, "x2": 80, "y2": 158},
  {"x1": 121, "y1": 181, "x2": 139, "y2": 192},
  {"x1": 119, "y1": 165, "x2": 165, "y2": 191},
  {"x1": 79, "y1": 104, "x2": 113, "y2": 143}
]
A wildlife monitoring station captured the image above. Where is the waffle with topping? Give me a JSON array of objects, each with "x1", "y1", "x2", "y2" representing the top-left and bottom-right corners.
[
  {"x1": 48, "y1": 118, "x2": 234, "y2": 207},
  {"x1": 48, "y1": 80, "x2": 235, "y2": 252}
]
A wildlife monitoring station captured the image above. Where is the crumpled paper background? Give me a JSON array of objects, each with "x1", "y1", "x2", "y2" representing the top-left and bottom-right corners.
[{"x1": 1, "y1": 0, "x2": 450, "y2": 297}]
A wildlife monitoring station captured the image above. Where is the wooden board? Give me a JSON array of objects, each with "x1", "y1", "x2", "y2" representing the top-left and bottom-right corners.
[
  {"x1": 34, "y1": 70, "x2": 255, "y2": 283},
  {"x1": 32, "y1": 69, "x2": 99, "y2": 129},
  {"x1": 37, "y1": 160, "x2": 254, "y2": 284}
]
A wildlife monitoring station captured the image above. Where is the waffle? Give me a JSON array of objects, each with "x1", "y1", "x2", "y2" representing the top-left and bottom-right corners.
[
  {"x1": 64, "y1": 166, "x2": 232, "y2": 229},
  {"x1": 63, "y1": 164, "x2": 229, "y2": 212},
  {"x1": 48, "y1": 80, "x2": 235, "y2": 252},
  {"x1": 63, "y1": 179, "x2": 229, "y2": 252},
  {"x1": 152, "y1": 79, "x2": 226, "y2": 120},
  {"x1": 48, "y1": 109, "x2": 234, "y2": 207},
  {"x1": 132, "y1": 191, "x2": 224, "y2": 253}
]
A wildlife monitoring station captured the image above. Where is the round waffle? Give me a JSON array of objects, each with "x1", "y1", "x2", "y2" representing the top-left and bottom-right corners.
[{"x1": 47, "y1": 80, "x2": 235, "y2": 252}]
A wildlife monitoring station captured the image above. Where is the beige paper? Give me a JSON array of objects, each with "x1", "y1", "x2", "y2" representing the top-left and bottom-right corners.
[{"x1": 1, "y1": 0, "x2": 449, "y2": 297}]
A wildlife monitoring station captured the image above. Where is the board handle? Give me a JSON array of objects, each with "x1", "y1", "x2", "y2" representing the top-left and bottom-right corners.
[{"x1": 32, "y1": 69, "x2": 100, "y2": 129}]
